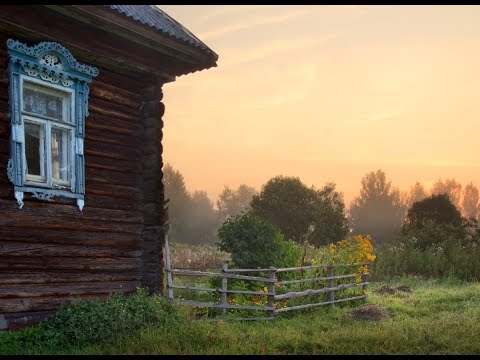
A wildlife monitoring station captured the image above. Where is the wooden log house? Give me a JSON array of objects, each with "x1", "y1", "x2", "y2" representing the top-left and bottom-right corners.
[{"x1": 0, "y1": 5, "x2": 218, "y2": 330}]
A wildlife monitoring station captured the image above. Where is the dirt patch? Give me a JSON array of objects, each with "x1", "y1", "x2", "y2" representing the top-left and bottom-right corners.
[
  {"x1": 374, "y1": 285, "x2": 412, "y2": 295},
  {"x1": 349, "y1": 304, "x2": 391, "y2": 321}
]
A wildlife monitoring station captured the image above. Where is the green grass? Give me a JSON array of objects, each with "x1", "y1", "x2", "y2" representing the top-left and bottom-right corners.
[{"x1": 1, "y1": 277, "x2": 479, "y2": 355}]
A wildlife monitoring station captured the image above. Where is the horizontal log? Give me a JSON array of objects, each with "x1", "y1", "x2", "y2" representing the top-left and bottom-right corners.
[
  {"x1": 275, "y1": 262, "x2": 370, "y2": 273},
  {"x1": 84, "y1": 138, "x2": 140, "y2": 162},
  {"x1": 89, "y1": 97, "x2": 141, "y2": 123},
  {"x1": 170, "y1": 284, "x2": 217, "y2": 293},
  {"x1": 85, "y1": 183, "x2": 142, "y2": 202},
  {"x1": 226, "y1": 268, "x2": 275, "y2": 273},
  {"x1": 0, "y1": 281, "x2": 139, "y2": 298},
  {"x1": 83, "y1": 194, "x2": 140, "y2": 211},
  {"x1": 85, "y1": 167, "x2": 138, "y2": 187},
  {"x1": 274, "y1": 282, "x2": 368, "y2": 301},
  {"x1": 0, "y1": 256, "x2": 141, "y2": 271},
  {"x1": 0, "y1": 228, "x2": 141, "y2": 248},
  {"x1": 0, "y1": 271, "x2": 141, "y2": 285},
  {"x1": 0, "y1": 291, "x2": 135, "y2": 313},
  {"x1": 87, "y1": 128, "x2": 142, "y2": 150},
  {"x1": 90, "y1": 81, "x2": 141, "y2": 109},
  {"x1": 86, "y1": 154, "x2": 141, "y2": 174},
  {"x1": 274, "y1": 295, "x2": 368, "y2": 314},
  {"x1": 170, "y1": 269, "x2": 274, "y2": 283},
  {"x1": 0, "y1": 241, "x2": 142, "y2": 258},
  {"x1": 174, "y1": 299, "x2": 273, "y2": 312},
  {"x1": 85, "y1": 114, "x2": 142, "y2": 138},
  {"x1": 277, "y1": 273, "x2": 369, "y2": 285},
  {"x1": 0, "y1": 198, "x2": 142, "y2": 224},
  {"x1": 0, "y1": 211, "x2": 142, "y2": 233}
]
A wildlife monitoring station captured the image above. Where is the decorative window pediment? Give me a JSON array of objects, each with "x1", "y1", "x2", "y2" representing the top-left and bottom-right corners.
[{"x1": 6, "y1": 39, "x2": 99, "y2": 211}]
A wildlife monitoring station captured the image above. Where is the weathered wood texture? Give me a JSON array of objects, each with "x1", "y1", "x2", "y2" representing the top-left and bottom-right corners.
[{"x1": 0, "y1": 6, "x2": 168, "y2": 329}]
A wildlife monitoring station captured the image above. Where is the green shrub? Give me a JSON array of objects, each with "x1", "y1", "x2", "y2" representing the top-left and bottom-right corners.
[
  {"x1": 217, "y1": 213, "x2": 302, "y2": 269},
  {"x1": 30, "y1": 288, "x2": 183, "y2": 348}
]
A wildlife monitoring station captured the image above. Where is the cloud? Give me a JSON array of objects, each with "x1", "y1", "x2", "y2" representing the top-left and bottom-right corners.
[
  {"x1": 197, "y1": 8, "x2": 311, "y2": 40},
  {"x1": 222, "y1": 32, "x2": 340, "y2": 67}
]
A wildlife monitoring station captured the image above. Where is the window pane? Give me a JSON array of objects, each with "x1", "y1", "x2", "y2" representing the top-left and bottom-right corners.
[
  {"x1": 23, "y1": 86, "x2": 65, "y2": 121},
  {"x1": 51, "y1": 126, "x2": 70, "y2": 184},
  {"x1": 25, "y1": 123, "x2": 46, "y2": 180}
]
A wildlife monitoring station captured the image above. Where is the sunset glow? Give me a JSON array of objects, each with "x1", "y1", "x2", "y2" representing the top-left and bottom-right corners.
[{"x1": 160, "y1": 5, "x2": 480, "y2": 206}]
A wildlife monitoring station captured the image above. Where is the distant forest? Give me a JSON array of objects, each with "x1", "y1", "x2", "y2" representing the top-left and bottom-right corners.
[{"x1": 163, "y1": 163, "x2": 480, "y2": 247}]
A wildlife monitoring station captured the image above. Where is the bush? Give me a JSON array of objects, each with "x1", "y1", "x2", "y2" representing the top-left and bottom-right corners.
[
  {"x1": 217, "y1": 213, "x2": 302, "y2": 269},
  {"x1": 371, "y1": 223, "x2": 480, "y2": 281},
  {"x1": 24, "y1": 288, "x2": 184, "y2": 349}
]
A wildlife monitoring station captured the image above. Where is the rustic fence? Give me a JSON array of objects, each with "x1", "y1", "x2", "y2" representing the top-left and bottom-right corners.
[{"x1": 164, "y1": 237, "x2": 370, "y2": 321}]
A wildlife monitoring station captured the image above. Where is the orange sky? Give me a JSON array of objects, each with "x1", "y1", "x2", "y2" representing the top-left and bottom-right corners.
[{"x1": 160, "y1": 5, "x2": 480, "y2": 207}]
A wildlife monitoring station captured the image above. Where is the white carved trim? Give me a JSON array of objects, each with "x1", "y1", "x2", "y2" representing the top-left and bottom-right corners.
[
  {"x1": 14, "y1": 191, "x2": 24, "y2": 209},
  {"x1": 77, "y1": 199, "x2": 84, "y2": 211}
]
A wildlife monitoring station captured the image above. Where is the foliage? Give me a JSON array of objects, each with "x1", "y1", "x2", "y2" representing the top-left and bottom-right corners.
[
  {"x1": 404, "y1": 181, "x2": 428, "y2": 209},
  {"x1": 217, "y1": 213, "x2": 302, "y2": 269},
  {"x1": 462, "y1": 182, "x2": 479, "y2": 220},
  {"x1": 217, "y1": 184, "x2": 257, "y2": 223},
  {"x1": 402, "y1": 194, "x2": 463, "y2": 234},
  {"x1": 431, "y1": 178, "x2": 462, "y2": 209},
  {"x1": 372, "y1": 222, "x2": 480, "y2": 281},
  {"x1": 250, "y1": 176, "x2": 348, "y2": 247},
  {"x1": 349, "y1": 170, "x2": 406, "y2": 246},
  {"x1": 0, "y1": 288, "x2": 184, "y2": 353}
]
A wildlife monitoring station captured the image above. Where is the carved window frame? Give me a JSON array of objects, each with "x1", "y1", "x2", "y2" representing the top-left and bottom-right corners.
[{"x1": 6, "y1": 39, "x2": 98, "y2": 211}]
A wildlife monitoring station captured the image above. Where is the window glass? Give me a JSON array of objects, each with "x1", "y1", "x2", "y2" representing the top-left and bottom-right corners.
[
  {"x1": 51, "y1": 126, "x2": 70, "y2": 184},
  {"x1": 24, "y1": 122, "x2": 46, "y2": 181},
  {"x1": 23, "y1": 85, "x2": 66, "y2": 121}
]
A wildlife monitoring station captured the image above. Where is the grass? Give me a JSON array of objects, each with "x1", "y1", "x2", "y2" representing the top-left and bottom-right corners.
[{"x1": 1, "y1": 276, "x2": 479, "y2": 355}]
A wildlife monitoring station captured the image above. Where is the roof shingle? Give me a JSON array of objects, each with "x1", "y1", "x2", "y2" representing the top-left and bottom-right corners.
[{"x1": 106, "y1": 5, "x2": 218, "y2": 61}]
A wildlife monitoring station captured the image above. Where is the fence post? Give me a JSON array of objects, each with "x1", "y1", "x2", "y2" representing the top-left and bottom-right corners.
[
  {"x1": 327, "y1": 264, "x2": 335, "y2": 306},
  {"x1": 164, "y1": 235, "x2": 174, "y2": 300},
  {"x1": 267, "y1": 267, "x2": 276, "y2": 318},
  {"x1": 221, "y1": 263, "x2": 228, "y2": 317}
]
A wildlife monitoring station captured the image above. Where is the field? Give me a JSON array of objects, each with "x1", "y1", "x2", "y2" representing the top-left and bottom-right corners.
[{"x1": 1, "y1": 276, "x2": 479, "y2": 355}]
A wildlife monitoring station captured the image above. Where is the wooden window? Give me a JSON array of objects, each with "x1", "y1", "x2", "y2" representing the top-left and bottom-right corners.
[
  {"x1": 22, "y1": 80, "x2": 74, "y2": 189},
  {"x1": 6, "y1": 39, "x2": 98, "y2": 211}
]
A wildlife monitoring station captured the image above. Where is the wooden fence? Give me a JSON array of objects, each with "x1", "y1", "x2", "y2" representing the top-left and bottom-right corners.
[{"x1": 164, "y1": 237, "x2": 370, "y2": 321}]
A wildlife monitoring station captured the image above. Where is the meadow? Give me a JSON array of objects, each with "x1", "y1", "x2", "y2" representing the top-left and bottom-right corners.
[{"x1": 0, "y1": 275, "x2": 478, "y2": 355}]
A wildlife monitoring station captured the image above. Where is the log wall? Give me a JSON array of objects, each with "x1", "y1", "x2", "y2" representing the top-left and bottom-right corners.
[{"x1": 0, "y1": 8, "x2": 166, "y2": 330}]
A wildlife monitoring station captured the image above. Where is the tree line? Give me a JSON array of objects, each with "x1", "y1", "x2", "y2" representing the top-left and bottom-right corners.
[{"x1": 163, "y1": 163, "x2": 480, "y2": 247}]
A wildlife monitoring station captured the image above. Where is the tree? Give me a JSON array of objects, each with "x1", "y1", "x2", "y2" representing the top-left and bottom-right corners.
[
  {"x1": 431, "y1": 178, "x2": 462, "y2": 209},
  {"x1": 405, "y1": 182, "x2": 428, "y2": 209},
  {"x1": 402, "y1": 193, "x2": 463, "y2": 231},
  {"x1": 163, "y1": 164, "x2": 219, "y2": 245},
  {"x1": 401, "y1": 194, "x2": 465, "y2": 250},
  {"x1": 462, "y1": 182, "x2": 479, "y2": 220},
  {"x1": 216, "y1": 184, "x2": 257, "y2": 223},
  {"x1": 187, "y1": 191, "x2": 220, "y2": 245},
  {"x1": 163, "y1": 163, "x2": 192, "y2": 242},
  {"x1": 349, "y1": 170, "x2": 406, "y2": 245},
  {"x1": 250, "y1": 176, "x2": 348, "y2": 247}
]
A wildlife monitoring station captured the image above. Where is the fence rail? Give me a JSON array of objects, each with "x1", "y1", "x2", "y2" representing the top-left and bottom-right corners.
[{"x1": 164, "y1": 236, "x2": 369, "y2": 321}]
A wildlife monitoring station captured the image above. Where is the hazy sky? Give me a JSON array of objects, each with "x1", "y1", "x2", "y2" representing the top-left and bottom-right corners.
[{"x1": 160, "y1": 5, "x2": 480, "y2": 207}]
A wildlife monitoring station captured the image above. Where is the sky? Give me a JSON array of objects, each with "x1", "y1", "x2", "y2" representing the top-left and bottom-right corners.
[{"x1": 159, "y1": 5, "x2": 480, "y2": 207}]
